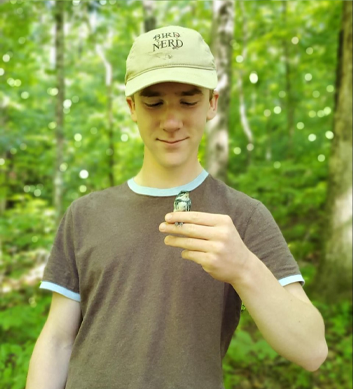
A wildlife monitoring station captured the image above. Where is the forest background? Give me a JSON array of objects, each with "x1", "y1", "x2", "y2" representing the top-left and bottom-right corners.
[{"x1": 0, "y1": 1, "x2": 352, "y2": 388}]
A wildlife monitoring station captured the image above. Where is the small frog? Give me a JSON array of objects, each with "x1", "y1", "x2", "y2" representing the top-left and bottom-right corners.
[{"x1": 173, "y1": 191, "x2": 191, "y2": 226}]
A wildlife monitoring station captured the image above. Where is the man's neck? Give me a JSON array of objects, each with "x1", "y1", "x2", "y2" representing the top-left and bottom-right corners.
[{"x1": 134, "y1": 163, "x2": 204, "y2": 189}]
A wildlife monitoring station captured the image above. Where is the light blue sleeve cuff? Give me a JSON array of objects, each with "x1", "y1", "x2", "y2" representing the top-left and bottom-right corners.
[
  {"x1": 40, "y1": 281, "x2": 81, "y2": 302},
  {"x1": 278, "y1": 274, "x2": 305, "y2": 287}
]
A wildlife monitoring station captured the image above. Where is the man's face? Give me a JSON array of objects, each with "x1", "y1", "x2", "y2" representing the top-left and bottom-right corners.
[{"x1": 126, "y1": 82, "x2": 219, "y2": 170}]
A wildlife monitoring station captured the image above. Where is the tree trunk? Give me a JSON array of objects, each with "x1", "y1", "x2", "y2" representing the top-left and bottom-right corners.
[
  {"x1": 0, "y1": 146, "x2": 10, "y2": 273},
  {"x1": 314, "y1": 1, "x2": 352, "y2": 302},
  {"x1": 281, "y1": 1, "x2": 295, "y2": 158},
  {"x1": 238, "y1": 0, "x2": 253, "y2": 167},
  {"x1": 143, "y1": 0, "x2": 156, "y2": 32},
  {"x1": 0, "y1": 108, "x2": 8, "y2": 216},
  {"x1": 53, "y1": 1, "x2": 65, "y2": 226},
  {"x1": 206, "y1": 0, "x2": 235, "y2": 183},
  {"x1": 85, "y1": 3, "x2": 115, "y2": 188},
  {"x1": 96, "y1": 45, "x2": 115, "y2": 188}
]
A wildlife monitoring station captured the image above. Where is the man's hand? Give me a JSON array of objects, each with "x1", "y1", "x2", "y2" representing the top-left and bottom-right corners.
[
  {"x1": 159, "y1": 211, "x2": 250, "y2": 284},
  {"x1": 159, "y1": 213, "x2": 328, "y2": 371}
]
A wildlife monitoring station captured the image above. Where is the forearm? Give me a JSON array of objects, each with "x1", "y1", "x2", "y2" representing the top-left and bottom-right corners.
[
  {"x1": 232, "y1": 252, "x2": 327, "y2": 371},
  {"x1": 26, "y1": 325, "x2": 73, "y2": 389}
]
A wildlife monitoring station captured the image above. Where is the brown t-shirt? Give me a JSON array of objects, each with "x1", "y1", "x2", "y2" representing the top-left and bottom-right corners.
[{"x1": 40, "y1": 170, "x2": 304, "y2": 389}]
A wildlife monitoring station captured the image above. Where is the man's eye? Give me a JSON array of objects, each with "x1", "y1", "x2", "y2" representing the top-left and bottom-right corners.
[
  {"x1": 182, "y1": 102, "x2": 197, "y2": 106},
  {"x1": 144, "y1": 101, "x2": 197, "y2": 107},
  {"x1": 145, "y1": 102, "x2": 162, "y2": 107}
]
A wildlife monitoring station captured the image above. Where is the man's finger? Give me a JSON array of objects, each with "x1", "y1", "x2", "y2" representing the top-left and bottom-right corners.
[
  {"x1": 165, "y1": 211, "x2": 223, "y2": 226},
  {"x1": 164, "y1": 236, "x2": 212, "y2": 252},
  {"x1": 159, "y1": 222, "x2": 213, "y2": 240}
]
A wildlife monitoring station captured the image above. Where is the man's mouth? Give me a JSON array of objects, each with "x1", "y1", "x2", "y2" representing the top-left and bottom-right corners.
[{"x1": 158, "y1": 138, "x2": 187, "y2": 144}]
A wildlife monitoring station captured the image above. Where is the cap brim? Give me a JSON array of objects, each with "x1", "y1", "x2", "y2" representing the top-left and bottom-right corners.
[{"x1": 125, "y1": 67, "x2": 218, "y2": 97}]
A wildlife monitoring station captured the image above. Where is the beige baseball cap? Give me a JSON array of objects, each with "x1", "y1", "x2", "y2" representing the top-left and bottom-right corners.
[{"x1": 125, "y1": 25, "x2": 218, "y2": 97}]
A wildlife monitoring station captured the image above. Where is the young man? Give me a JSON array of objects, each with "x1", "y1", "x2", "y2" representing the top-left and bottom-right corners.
[{"x1": 26, "y1": 26, "x2": 327, "y2": 389}]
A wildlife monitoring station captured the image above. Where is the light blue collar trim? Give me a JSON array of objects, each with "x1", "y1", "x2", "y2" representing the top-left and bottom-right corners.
[{"x1": 127, "y1": 169, "x2": 209, "y2": 197}]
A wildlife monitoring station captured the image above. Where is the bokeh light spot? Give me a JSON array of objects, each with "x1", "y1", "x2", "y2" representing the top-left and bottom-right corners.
[
  {"x1": 233, "y1": 147, "x2": 241, "y2": 155},
  {"x1": 325, "y1": 131, "x2": 334, "y2": 139},
  {"x1": 48, "y1": 88, "x2": 58, "y2": 96},
  {"x1": 249, "y1": 73, "x2": 258, "y2": 84},
  {"x1": 63, "y1": 99, "x2": 72, "y2": 108},
  {"x1": 324, "y1": 107, "x2": 332, "y2": 115},
  {"x1": 74, "y1": 133, "x2": 82, "y2": 142},
  {"x1": 79, "y1": 170, "x2": 89, "y2": 179}
]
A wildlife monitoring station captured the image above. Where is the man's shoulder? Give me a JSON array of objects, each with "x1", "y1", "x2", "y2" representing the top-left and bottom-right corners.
[
  {"x1": 205, "y1": 174, "x2": 261, "y2": 209},
  {"x1": 70, "y1": 181, "x2": 130, "y2": 211}
]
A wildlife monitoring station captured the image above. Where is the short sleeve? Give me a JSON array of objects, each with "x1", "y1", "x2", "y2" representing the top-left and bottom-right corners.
[
  {"x1": 243, "y1": 201, "x2": 305, "y2": 286},
  {"x1": 40, "y1": 204, "x2": 81, "y2": 301}
]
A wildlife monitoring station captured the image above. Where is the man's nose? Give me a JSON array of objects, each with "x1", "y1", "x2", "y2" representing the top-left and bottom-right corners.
[{"x1": 160, "y1": 107, "x2": 183, "y2": 132}]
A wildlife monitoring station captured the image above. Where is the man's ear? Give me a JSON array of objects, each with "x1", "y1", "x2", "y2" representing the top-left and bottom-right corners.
[
  {"x1": 126, "y1": 97, "x2": 137, "y2": 123},
  {"x1": 206, "y1": 91, "x2": 219, "y2": 122}
]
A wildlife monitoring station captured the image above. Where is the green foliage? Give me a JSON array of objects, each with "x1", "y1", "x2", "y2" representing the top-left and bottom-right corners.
[
  {"x1": 0, "y1": 198, "x2": 54, "y2": 281},
  {"x1": 0, "y1": 290, "x2": 50, "y2": 389},
  {"x1": 228, "y1": 159, "x2": 328, "y2": 265},
  {"x1": 0, "y1": 1, "x2": 350, "y2": 389},
  {"x1": 223, "y1": 300, "x2": 352, "y2": 389}
]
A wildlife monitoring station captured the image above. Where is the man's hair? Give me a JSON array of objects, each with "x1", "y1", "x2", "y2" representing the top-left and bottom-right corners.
[{"x1": 130, "y1": 89, "x2": 215, "y2": 103}]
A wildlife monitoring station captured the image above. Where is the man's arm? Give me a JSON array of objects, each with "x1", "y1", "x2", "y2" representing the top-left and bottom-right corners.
[
  {"x1": 26, "y1": 292, "x2": 82, "y2": 389},
  {"x1": 159, "y1": 211, "x2": 328, "y2": 371},
  {"x1": 231, "y1": 253, "x2": 328, "y2": 371}
]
